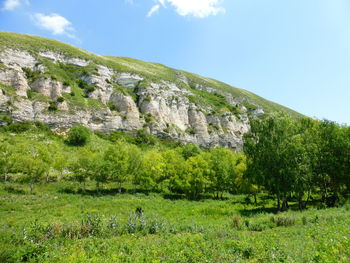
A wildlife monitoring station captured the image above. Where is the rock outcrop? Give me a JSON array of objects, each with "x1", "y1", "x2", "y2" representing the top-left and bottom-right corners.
[{"x1": 0, "y1": 48, "x2": 259, "y2": 149}]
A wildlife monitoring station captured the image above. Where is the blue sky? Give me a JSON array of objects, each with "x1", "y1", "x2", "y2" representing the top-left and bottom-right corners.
[{"x1": 1, "y1": 0, "x2": 350, "y2": 124}]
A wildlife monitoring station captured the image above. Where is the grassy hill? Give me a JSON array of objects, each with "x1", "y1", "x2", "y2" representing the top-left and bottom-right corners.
[{"x1": 0, "y1": 31, "x2": 301, "y2": 117}]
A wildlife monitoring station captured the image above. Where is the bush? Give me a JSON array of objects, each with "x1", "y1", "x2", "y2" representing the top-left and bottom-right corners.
[
  {"x1": 271, "y1": 215, "x2": 295, "y2": 227},
  {"x1": 57, "y1": 96, "x2": 65, "y2": 103},
  {"x1": 231, "y1": 216, "x2": 241, "y2": 229},
  {"x1": 107, "y1": 102, "x2": 118, "y2": 111},
  {"x1": 66, "y1": 125, "x2": 90, "y2": 146},
  {"x1": 48, "y1": 101, "x2": 58, "y2": 111},
  {"x1": 5, "y1": 121, "x2": 32, "y2": 133}
]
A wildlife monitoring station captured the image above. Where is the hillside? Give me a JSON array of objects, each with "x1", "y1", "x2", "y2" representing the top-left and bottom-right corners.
[{"x1": 0, "y1": 31, "x2": 301, "y2": 149}]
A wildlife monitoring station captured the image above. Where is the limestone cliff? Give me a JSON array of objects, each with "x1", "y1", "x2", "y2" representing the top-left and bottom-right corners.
[{"x1": 0, "y1": 32, "x2": 300, "y2": 149}]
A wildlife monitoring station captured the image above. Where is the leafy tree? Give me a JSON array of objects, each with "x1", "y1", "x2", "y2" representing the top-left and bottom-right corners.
[
  {"x1": 208, "y1": 148, "x2": 238, "y2": 198},
  {"x1": 314, "y1": 120, "x2": 349, "y2": 206},
  {"x1": 66, "y1": 125, "x2": 90, "y2": 146},
  {"x1": 180, "y1": 144, "x2": 202, "y2": 160},
  {"x1": 52, "y1": 152, "x2": 68, "y2": 179},
  {"x1": 136, "y1": 150, "x2": 165, "y2": 191},
  {"x1": 104, "y1": 142, "x2": 141, "y2": 193},
  {"x1": 0, "y1": 141, "x2": 17, "y2": 181},
  {"x1": 183, "y1": 153, "x2": 211, "y2": 199},
  {"x1": 68, "y1": 149, "x2": 94, "y2": 192},
  {"x1": 15, "y1": 150, "x2": 47, "y2": 194},
  {"x1": 161, "y1": 149, "x2": 187, "y2": 193},
  {"x1": 244, "y1": 114, "x2": 302, "y2": 210}
]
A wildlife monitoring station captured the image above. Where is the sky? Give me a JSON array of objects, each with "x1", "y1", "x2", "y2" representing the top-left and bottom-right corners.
[{"x1": 1, "y1": 0, "x2": 350, "y2": 124}]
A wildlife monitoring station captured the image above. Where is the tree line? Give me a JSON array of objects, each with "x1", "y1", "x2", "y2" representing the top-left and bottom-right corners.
[
  {"x1": 244, "y1": 114, "x2": 350, "y2": 210},
  {"x1": 0, "y1": 123, "x2": 246, "y2": 199},
  {"x1": 0, "y1": 116, "x2": 349, "y2": 210}
]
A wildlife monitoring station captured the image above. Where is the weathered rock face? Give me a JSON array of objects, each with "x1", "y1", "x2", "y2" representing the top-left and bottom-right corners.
[
  {"x1": 0, "y1": 49, "x2": 255, "y2": 149},
  {"x1": 31, "y1": 77, "x2": 71, "y2": 99}
]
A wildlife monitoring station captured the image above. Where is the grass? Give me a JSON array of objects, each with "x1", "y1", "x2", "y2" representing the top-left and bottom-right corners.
[
  {"x1": 0, "y1": 31, "x2": 303, "y2": 118},
  {"x1": 0, "y1": 181, "x2": 349, "y2": 263}
]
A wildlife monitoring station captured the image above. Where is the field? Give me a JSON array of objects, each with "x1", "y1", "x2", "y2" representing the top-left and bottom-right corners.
[{"x1": 1, "y1": 182, "x2": 349, "y2": 263}]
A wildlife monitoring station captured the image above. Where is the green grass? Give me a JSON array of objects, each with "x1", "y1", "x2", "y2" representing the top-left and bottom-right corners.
[
  {"x1": 0, "y1": 31, "x2": 303, "y2": 118},
  {"x1": 0, "y1": 182, "x2": 349, "y2": 263}
]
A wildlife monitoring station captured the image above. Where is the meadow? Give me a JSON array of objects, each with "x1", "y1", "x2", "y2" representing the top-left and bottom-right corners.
[{"x1": 1, "y1": 181, "x2": 350, "y2": 263}]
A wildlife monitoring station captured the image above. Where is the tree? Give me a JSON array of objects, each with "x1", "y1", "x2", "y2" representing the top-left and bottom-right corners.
[
  {"x1": 183, "y1": 153, "x2": 211, "y2": 199},
  {"x1": 180, "y1": 144, "x2": 202, "y2": 160},
  {"x1": 136, "y1": 150, "x2": 165, "y2": 191},
  {"x1": 104, "y1": 142, "x2": 141, "y2": 193},
  {"x1": 314, "y1": 120, "x2": 349, "y2": 206},
  {"x1": 208, "y1": 148, "x2": 238, "y2": 198},
  {"x1": 15, "y1": 153, "x2": 47, "y2": 194},
  {"x1": 66, "y1": 125, "x2": 90, "y2": 146},
  {"x1": 244, "y1": 114, "x2": 304, "y2": 210},
  {"x1": 0, "y1": 141, "x2": 16, "y2": 182},
  {"x1": 162, "y1": 149, "x2": 187, "y2": 194},
  {"x1": 52, "y1": 152, "x2": 68, "y2": 179},
  {"x1": 68, "y1": 149, "x2": 93, "y2": 192}
]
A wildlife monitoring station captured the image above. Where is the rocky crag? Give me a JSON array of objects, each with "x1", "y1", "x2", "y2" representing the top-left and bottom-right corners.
[{"x1": 0, "y1": 32, "x2": 300, "y2": 149}]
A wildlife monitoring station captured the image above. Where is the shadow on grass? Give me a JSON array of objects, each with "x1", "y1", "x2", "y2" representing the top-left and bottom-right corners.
[
  {"x1": 238, "y1": 207, "x2": 278, "y2": 216},
  {"x1": 58, "y1": 187, "x2": 157, "y2": 197},
  {"x1": 4, "y1": 185, "x2": 26, "y2": 195}
]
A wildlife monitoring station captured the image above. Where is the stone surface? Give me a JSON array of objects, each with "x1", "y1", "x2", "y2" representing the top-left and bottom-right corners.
[{"x1": 0, "y1": 50, "x2": 258, "y2": 149}]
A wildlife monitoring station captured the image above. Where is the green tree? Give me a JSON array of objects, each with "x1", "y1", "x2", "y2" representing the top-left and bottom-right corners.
[
  {"x1": 162, "y1": 149, "x2": 187, "y2": 194},
  {"x1": 15, "y1": 151, "x2": 47, "y2": 194},
  {"x1": 183, "y1": 153, "x2": 211, "y2": 199},
  {"x1": 180, "y1": 144, "x2": 202, "y2": 160},
  {"x1": 136, "y1": 150, "x2": 165, "y2": 191},
  {"x1": 244, "y1": 114, "x2": 303, "y2": 210},
  {"x1": 104, "y1": 142, "x2": 141, "y2": 193},
  {"x1": 66, "y1": 125, "x2": 90, "y2": 146},
  {"x1": 314, "y1": 120, "x2": 348, "y2": 206},
  {"x1": 68, "y1": 149, "x2": 94, "y2": 192},
  {"x1": 208, "y1": 148, "x2": 238, "y2": 198},
  {"x1": 0, "y1": 141, "x2": 17, "y2": 182}
]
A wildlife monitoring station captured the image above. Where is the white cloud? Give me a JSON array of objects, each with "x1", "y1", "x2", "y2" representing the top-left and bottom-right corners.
[
  {"x1": 147, "y1": 0, "x2": 225, "y2": 18},
  {"x1": 32, "y1": 13, "x2": 75, "y2": 37},
  {"x1": 147, "y1": 4, "x2": 160, "y2": 17},
  {"x1": 2, "y1": 0, "x2": 20, "y2": 11}
]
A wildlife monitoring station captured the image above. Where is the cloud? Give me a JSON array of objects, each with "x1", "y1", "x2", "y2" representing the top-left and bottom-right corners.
[
  {"x1": 2, "y1": 0, "x2": 21, "y2": 11},
  {"x1": 147, "y1": 0, "x2": 225, "y2": 18},
  {"x1": 32, "y1": 13, "x2": 76, "y2": 37},
  {"x1": 147, "y1": 4, "x2": 160, "y2": 17}
]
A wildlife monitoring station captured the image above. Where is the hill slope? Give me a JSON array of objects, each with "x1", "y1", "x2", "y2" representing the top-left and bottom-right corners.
[{"x1": 0, "y1": 31, "x2": 301, "y2": 149}]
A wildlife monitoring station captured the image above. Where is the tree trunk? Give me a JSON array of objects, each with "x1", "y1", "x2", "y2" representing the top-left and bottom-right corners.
[
  {"x1": 298, "y1": 192, "x2": 304, "y2": 210},
  {"x1": 277, "y1": 193, "x2": 281, "y2": 211},
  {"x1": 118, "y1": 182, "x2": 122, "y2": 194},
  {"x1": 282, "y1": 194, "x2": 289, "y2": 211},
  {"x1": 81, "y1": 181, "x2": 86, "y2": 193},
  {"x1": 305, "y1": 189, "x2": 311, "y2": 209},
  {"x1": 254, "y1": 193, "x2": 257, "y2": 205}
]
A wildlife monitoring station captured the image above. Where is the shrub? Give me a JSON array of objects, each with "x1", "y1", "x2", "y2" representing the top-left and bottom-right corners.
[
  {"x1": 85, "y1": 85, "x2": 96, "y2": 93},
  {"x1": 0, "y1": 115, "x2": 11, "y2": 125},
  {"x1": 186, "y1": 127, "x2": 196, "y2": 135},
  {"x1": 231, "y1": 216, "x2": 241, "y2": 228},
  {"x1": 302, "y1": 216, "x2": 308, "y2": 225},
  {"x1": 34, "y1": 121, "x2": 50, "y2": 131},
  {"x1": 48, "y1": 101, "x2": 58, "y2": 111},
  {"x1": 107, "y1": 102, "x2": 118, "y2": 111},
  {"x1": 271, "y1": 215, "x2": 295, "y2": 227},
  {"x1": 66, "y1": 125, "x2": 90, "y2": 146},
  {"x1": 57, "y1": 96, "x2": 65, "y2": 103},
  {"x1": 5, "y1": 121, "x2": 32, "y2": 133}
]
